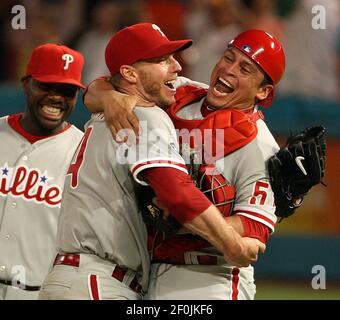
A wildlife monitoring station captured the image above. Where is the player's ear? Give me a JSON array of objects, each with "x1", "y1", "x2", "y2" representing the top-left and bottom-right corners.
[
  {"x1": 120, "y1": 65, "x2": 138, "y2": 84},
  {"x1": 256, "y1": 84, "x2": 273, "y2": 102},
  {"x1": 21, "y1": 76, "x2": 31, "y2": 94}
]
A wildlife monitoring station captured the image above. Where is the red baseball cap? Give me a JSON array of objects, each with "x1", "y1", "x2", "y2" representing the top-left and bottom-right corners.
[
  {"x1": 105, "y1": 23, "x2": 193, "y2": 75},
  {"x1": 26, "y1": 43, "x2": 85, "y2": 89}
]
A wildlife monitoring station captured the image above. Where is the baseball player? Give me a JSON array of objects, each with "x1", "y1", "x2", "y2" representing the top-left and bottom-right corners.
[
  {"x1": 84, "y1": 29, "x2": 285, "y2": 300},
  {"x1": 39, "y1": 23, "x2": 265, "y2": 300},
  {"x1": 0, "y1": 44, "x2": 85, "y2": 300}
]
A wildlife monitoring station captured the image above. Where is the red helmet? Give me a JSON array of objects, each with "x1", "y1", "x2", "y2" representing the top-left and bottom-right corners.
[{"x1": 229, "y1": 29, "x2": 285, "y2": 107}]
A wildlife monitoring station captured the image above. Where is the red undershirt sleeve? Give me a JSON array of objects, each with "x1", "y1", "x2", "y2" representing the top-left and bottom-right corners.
[
  {"x1": 142, "y1": 167, "x2": 212, "y2": 224},
  {"x1": 238, "y1": 215, "x2": 270, "y2": 244}
]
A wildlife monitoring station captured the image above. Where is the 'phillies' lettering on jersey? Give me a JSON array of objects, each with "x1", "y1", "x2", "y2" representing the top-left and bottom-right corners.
[{"x1": 0, "y1": 164, "x2": 62, "y2": 207}]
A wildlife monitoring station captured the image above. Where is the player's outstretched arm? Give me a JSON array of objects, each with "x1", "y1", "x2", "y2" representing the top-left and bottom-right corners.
[
  {"x1": 153, "y1": 195, "x2": 265, "y2": 267},
  {"x1": 84, "y1": 76, "x2": 209, "y2": 141},
  {"x1": 177, "y1": 210, "x2": 244, "y2": 235},
  {"x1": 183, "y1": 205, "x2": 266, "y2": 267},
  {"x1": 83, "y1": 78, "x2": 111, "y2": 113},
  {"x1": 144, "y1": 168, "x2": 265, "y2": 267},
  {"x1": 84, "y1": 78, "x2": 140, "y2": 139}
]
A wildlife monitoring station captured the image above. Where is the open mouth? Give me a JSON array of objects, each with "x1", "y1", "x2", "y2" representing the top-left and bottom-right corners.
[
  {"x1": 40, "y1": 105, "x2": 64, "y2": 120},
  {"x1": 164, "y1": 80, "x2": 176, "y2": 91},
  {"x1": 213, "y1": 77, "x2": 235, "y2": 96}
]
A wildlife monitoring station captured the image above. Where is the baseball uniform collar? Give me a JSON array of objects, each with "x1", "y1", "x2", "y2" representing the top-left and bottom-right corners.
[{"x1": 7, "y1": 113, "x2": 71, "y2": 144}]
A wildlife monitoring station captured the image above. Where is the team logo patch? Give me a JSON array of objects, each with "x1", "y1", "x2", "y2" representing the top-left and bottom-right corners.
[{"x1": 241, "y1": 44, "x2": 252, "y2": 53}]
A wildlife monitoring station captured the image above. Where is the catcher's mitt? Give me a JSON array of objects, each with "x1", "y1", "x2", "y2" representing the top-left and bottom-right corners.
[{"x1": 268, "y1": 125, "x2": 326, "y2": 220}]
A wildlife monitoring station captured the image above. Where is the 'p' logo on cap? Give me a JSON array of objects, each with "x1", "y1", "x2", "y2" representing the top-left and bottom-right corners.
[
  {"x1": 62, "y1": 54, "x2": 74, "y2": 70},
  {"x1": 25, "y1": 43, "x2": 85, "y2": 88},
  {"x1": 105, "y1": 22, "x2": 193, "y2": 76},
  {"x1": 152, "y1": 24, "x2": 165, "y2": 37}
]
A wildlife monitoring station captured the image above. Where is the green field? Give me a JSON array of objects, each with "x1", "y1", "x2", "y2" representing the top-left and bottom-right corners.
[{"x1": 255, "y1": 280, "x2": 340, "y2": 300}]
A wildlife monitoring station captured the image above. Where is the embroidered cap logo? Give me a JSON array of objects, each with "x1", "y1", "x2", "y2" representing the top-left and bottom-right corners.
[
  {"x1": 62, "y1": 54, "x2": 74, "y2": 70},
  {"x1": 241, "y1": 44, "x2": 252, "y2": 53},
  {"x1": 152, "y1": 24, "x2": 165, "y2": 37}
]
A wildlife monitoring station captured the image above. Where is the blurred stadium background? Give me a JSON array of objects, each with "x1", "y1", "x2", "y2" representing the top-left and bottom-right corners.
[{"x1": 0, "y1": 0, "x2": 339, "y2": 299}]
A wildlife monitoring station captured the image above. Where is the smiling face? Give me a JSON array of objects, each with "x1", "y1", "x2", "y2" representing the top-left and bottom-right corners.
[
  {"x1": 207, "y1": 47, "x2": 273, "y2": 111},
  {"x1": 21, "y1": 77, "x2": 79, "y2": 135},
  {"x1": 133, "y1": 54, "x2": 182, "y2": 109}
]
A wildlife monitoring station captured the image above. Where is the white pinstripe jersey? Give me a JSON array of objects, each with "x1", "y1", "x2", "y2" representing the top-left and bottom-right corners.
[
  {"x1": 0, "y1": 115, "x2": 83, "y2": 286},
  {"x1": 56, "y1": 106, "x2": 187, "y2": 291}
]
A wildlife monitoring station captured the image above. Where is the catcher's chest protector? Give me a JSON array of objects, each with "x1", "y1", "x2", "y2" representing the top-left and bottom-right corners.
[{"x1": 168, "y1": 86, "x2": 261, "y2": 162}]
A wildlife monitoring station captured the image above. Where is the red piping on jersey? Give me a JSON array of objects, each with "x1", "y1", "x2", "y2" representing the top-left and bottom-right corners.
[
  {"x1": 7, "y1": 113, "x2": 72, "y2": 144},
  {"x1": 131, "y1": 160, "x2": 187, "y2": 176},
  {"x1": 89, "y1": 274, "x2": 100, "y2": 300},
  {"x1": 231, "y1": 268, "x2": 240, "y2": 300},
  {"x1": 234, "y1": 209, "x2": 275, "y2": 228}
]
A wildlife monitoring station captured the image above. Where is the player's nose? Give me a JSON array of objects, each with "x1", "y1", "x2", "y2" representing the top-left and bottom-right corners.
[
  {"x1": 46, "y1": 91, "x2": 66, "y2": 103},
  {"x1": 225, "y1": 62, "x2": 238, "y2": 77},
  {"x1": 170, "y1": 56, "x2": 182, "y2": 74}
]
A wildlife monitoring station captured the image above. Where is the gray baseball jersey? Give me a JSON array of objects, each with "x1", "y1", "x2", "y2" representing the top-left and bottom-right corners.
[
  {"x1": 56, "y1": 106, "x2": 187, "y2": 292},
  {"x1": 0, "y1": 114, "x2": 83, "y2": 288}
]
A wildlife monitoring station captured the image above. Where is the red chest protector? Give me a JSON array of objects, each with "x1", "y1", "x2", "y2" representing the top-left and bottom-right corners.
[{"x1": 167, "y1": 85, "x2": 263, "y2": 163}]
